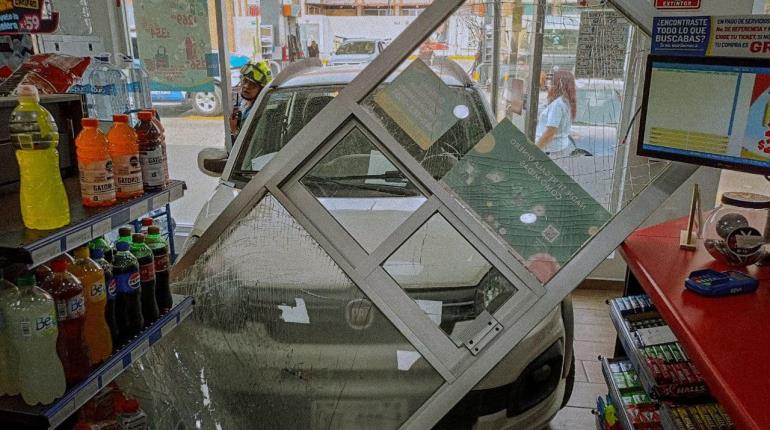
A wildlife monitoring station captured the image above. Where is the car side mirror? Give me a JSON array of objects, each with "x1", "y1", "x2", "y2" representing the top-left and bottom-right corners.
[{"x1": 198, "y1": 147, "x2": 229, "y2": 177}]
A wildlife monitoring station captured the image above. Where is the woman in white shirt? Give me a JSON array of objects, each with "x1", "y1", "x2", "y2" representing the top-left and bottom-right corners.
[{"x1": 535, "y1": 70, "x2": 577, "y2": 159}]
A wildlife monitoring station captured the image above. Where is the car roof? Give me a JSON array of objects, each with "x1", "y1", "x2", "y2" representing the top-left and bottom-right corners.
[
  {"x1": 275, "y1": 64, "x2": 467, "y2": 89},
  {"x1": 575, "y1": 78, "x2": 624, "y2": 91}
]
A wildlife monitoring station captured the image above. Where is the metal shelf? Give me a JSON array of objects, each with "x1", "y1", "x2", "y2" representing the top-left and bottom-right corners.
[
  {"x1": 595, "y1": 412, "x2": 603, "y2": 430},
  {"x1": 0, "y1": 178, "x2": 185, "y2": 266},
  {"x1": 600, "y1": 356, "x2": 635, "y2": 430},
  {"x1": 660, "y1": 403, "x2": 680, "y2": 430},
  {"x1": 0, "y1": 294, "x2": 194, "y2": 429},
  {"x1": 608, "y1": 298, "x2": 710, "y2": 401}
]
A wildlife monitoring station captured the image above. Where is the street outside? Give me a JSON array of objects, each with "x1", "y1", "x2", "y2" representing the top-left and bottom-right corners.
[{"x1": 161, "y1": 109, "x2": 224, "y2": 226}]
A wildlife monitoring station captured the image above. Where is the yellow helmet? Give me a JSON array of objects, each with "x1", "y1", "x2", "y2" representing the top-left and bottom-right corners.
[{"x1": 240, "y1": 60, "x2": 272, "y2": 87}]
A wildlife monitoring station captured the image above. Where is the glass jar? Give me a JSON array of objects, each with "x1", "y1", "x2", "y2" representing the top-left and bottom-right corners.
[{"x1": 703, "y1": 192, "x2": 770, "y2": 266}]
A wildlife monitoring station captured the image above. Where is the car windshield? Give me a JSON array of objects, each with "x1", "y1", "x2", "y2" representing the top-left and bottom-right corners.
[
  {"x1": 574, "y1": 88, "x2": 621, "y2": 126},
  {"x1": 233, "y1": 84, "x2": 491, "y2": 191},
  {"x1": 336, "y1": 41, "x2": 376, "y2": 55}
]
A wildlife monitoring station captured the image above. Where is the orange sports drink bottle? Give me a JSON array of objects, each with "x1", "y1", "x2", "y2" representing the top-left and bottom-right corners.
[
  {"x1": 107, "y1": 114, "x2": 143, "y2": 199},
  {"x1": 76, "y1": 118, "x2": 116, "y2": 207}
]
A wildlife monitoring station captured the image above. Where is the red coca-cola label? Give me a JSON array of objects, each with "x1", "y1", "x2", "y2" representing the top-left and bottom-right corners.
[
  {"x1": 154, "y1": 254, "x2": 169, "y2": 273},
  {"x1": 140, "y1": 262, "x2": 156, "y2": 282}
]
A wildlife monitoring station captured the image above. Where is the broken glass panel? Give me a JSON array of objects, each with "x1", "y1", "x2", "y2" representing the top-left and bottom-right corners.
[
  {"x1": 383, "y1": 213, "x2": 516, "y2": 341},
  {"x1": 121, "y1": 194, "x2": 443, "y2": 430},
  {"x1": 301, "y1": 127, "x2": 427, "y2": 253}
]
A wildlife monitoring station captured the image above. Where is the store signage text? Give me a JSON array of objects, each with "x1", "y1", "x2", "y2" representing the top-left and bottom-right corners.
[
  {"x1": 655, "y1": 0, "x2": 701, "y2": 9},
  {"x1": 652, "y1": 15, "x2": 770, "y2": 58}
]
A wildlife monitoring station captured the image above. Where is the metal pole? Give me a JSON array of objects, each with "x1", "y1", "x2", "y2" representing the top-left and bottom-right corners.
[
  {"x1": 525, "y1": 0, "x2": 545, "y2": 142},
  {"x1": 215, "y1": 0, "x2": 234, "y2": 152},
  {"x1": 491, "y1": 0, "x2": 501, "y2": 118}
]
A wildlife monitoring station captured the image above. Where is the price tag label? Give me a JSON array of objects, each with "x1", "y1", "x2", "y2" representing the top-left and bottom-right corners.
[
  {"x1": 180, "y1": 303, "x2": 194, "y2": 321},
  {"x1": 161, "y1": 319, "x2": 177, "y2": 337},
  {"x1": 31, "y1": 241, "x2": 62, "y2": 265},
  {"x1": 49, "y1": 400, "x2": 76, "y2": 428},
  {"x1": 65, "y1": 228, "x2": 92, "y2": 251},
  {"x1": 152, "y1": 191, "x2": 170, "y2": 210},
  {"x1": 74, "y1": 378, "x2": 100, "y2": 410},
  {"x1": 100, "y1": 361, "x2": 124, "y2": 386},
  {"x1": 130, "y1": 200, "x2": 149, "y2": 221},
  {"x1": 132, "y1": 338, "x2": 150, "y2": 361},
  {"x1": 92, "y1": 218, "x2": 113, "y2": 238},
  {"x1": 169, "y1": 183, "x2": 184, "y2": 202}
]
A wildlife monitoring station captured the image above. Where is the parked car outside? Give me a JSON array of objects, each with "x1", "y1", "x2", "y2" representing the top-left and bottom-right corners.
[
  {"x1": 571, "y1": 79, "x2": 623, "y2": 157},
  {"x1": 329, "y1": 38, "x2": 387, "y2": 66},
  {"x1": 179, "y1": 64, "x2": 576, "y2": 429}
]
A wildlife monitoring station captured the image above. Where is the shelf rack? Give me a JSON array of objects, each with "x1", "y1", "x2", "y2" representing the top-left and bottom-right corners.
[
  {"x1": 0, "y1": 295, "x2": 194, "y2": 429},
  {"x1": 0, "y1": 179, "x2": 185, "y2": 267},
  {"x1": 600, "y1": 356, "x2": 635, "y2": 430}
]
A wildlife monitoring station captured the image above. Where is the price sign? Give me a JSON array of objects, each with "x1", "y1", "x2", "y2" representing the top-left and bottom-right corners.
[{"x1": 0, "y1": 0, "x2": 44, "y2": 34}]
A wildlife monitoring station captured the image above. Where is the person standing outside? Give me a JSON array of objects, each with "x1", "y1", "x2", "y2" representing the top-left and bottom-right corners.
[
  {"x1": 535, "y1": 70, "x2": 577, "y2": 159},
  {"x1": 229, "y1": 60, "x2": 273, "y2": 142}
]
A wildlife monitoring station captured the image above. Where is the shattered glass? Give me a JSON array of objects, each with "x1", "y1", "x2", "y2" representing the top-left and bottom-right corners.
[
  {"x1": 383, "y1": 213, "x2": 517, "y2": 340},
  {"x1": 121, "y1": 195, "x2": 444, "y2": 429}
]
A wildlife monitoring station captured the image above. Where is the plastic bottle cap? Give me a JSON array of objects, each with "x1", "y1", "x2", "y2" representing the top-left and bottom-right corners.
[
  {"x1": 147, "y1": 226, "x2": 160, "y2": 235},
  {"x1": 91, "y1": 248, "x2": 104, "y2": 259},
  {"x1": 138, "y1": 111, "x2": 153, "y2": 121},
  {"x1": 113, "y1": 114, "x2": 129, "y2": 123},
  {"x1": 50, "y1": 258, "x2": 69, "y2": 272},
  {"x1": 118, "y1": 227, "x2": 133, "y2": 237},
  {"x1": 81, "y1": 118, "x2": 99, "y2": 127},
  {"x1": 132, "y1": 233, "x2": 145, "y2": 243},
  {"x1": 16, "y1": 273, "x2": 35, "y2": 287},
  {"x1": 141, "y1": 218, "x2": 154, "y2": 227},
  {"x1": 16, "y1": 85, "x2": 40, "y2": 101},
  {"x1": 116, "y1": 241, "x2": 130, "y2": 252},
  {"x1": 73, "y1": 246, "x2": 90, "y2": 259}
]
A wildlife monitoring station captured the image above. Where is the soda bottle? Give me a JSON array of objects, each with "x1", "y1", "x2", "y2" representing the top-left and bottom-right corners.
[
  {"x1": 34, "y1": 264, "x2": 52, "y2": 285},
  {"x1": 146, "y1": 109, "x2": 169, "y2": 186},
  {"x1": 140, "y1": 217, "x2": 154, "y2": 234},
  {"x1": 89, "y1": 237, "x2": 114, "y2": 264},
  {"x1": 0, "y1": 271, "x2": 20, "y2": 396},
  {"x1": 10, "y1": 85, "x2": 70, "y2": 230},
  {"x1": 115, "y1": 227, "x2": 133, "y2": 246},
  {"x1": 134, "y1": 111, "x2": 164, "y2": 192},
  {"x1": 5, "y1": 274, "x2": 66, "y2": 405},
  {"x1": 130, "y1": 234, "x2": 159, "y2": 327},
  {"x1": 146, "y1": 226, "x2": 172, "y2": 313},
  {"x1": 76, "y1": 118, "x2": 116, "y2": 207},
  {"x1": 107, "y1": 114, "x2": 143, "y2": 199},
  {"x1": 113, "y1": 241, "x2": 143, "y2": 345},
  {"x1": 69, "y1": 247, "x2": 112, "y2": 365},
  {"x1": 41, "y1": 258, "x2": 91, "y2": 387},
  {"x1": 91, "y1": 248, "x2": 118, "y2": 351}
]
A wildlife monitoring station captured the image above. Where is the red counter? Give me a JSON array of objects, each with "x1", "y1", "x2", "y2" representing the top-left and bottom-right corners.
[{"x1": 620, "y1": 217, "x2": 770, "y2": 430}]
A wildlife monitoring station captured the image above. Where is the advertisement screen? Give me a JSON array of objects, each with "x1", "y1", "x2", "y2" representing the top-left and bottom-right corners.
[{"x1": 638, "y1": 55, "x2": 770, "y2": 175}]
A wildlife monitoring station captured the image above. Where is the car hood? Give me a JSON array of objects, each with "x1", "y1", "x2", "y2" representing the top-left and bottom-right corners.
[{"x1": 191, "y1": 183, "x2": 491, "y2": 289}]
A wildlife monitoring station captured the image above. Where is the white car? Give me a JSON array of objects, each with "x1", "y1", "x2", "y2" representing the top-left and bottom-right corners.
[
  {"x1": 184, "y1": 63, "x2": 575, "y2": 429},
  {"x1": 329, "y1": 38, "x2": 387, "y2": 66}
]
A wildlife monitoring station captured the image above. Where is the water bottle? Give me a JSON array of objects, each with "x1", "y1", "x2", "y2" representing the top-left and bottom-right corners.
[
  {"x1": 120, "y1": 55, "x2": 152, "y2": 112},
  {"x1": 82, "y1": 55, "x2": 130, "y2": 122},
  {"x1": 6, "y1": 274, "x2": 66, "y2": 405},
  {"x1": 10, "y1": 85, "x2": 70, "y2": 230},
  {"x1": 0, "y1": 272, "x2": 20, "y2": 396}
]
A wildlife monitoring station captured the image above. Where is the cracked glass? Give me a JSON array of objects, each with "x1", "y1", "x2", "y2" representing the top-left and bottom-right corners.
[
  {"x1": 120, "y1": 194, "x2": 443, "y2": 429},
  {"x1": 301, "y1": 127, "x2": 428, "y2": 253},
  {"x1": 383, "y1": 213, "x2": 517, "y2": 341}
]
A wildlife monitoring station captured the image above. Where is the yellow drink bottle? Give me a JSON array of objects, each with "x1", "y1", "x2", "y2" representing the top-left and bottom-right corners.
[{"x1": 10, "y1": 85, "x2": 70, "y2": 230}]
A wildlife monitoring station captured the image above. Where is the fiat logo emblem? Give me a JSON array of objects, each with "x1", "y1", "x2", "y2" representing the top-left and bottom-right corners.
[{"x1": 345, "y1": 299, "x2": 375, "y2": 330}]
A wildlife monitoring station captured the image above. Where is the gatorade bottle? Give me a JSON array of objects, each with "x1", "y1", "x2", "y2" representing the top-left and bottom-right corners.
[
  {"x1": 89, "y1": 237, "x2": 114, "y2": 264},
  {"x1": 6, "y1": 273, "x2": 66, "y2": 405},
  {"x1": 134, "y1": 111, "x2": 165, "y2": 192},
  {"x1": 69, "y1": 247, "x2": 112, "y2": 365},
  {"x1": 147, "y1": 109, "x2": 169, "y2": 186},
  {"x1": 113, "y1": 241, "x2": 143, "y2": 345},
  {"x1": 91, "y1": 248, "x2": 118, "y2": 351},
  {"x1": 76, "y1": 118, "x2": 116, "y2": 207},
  {"x1": 0, "y1": 272, "x2": 20, "y2": 396},
  {"x1": 42, "y1": 259, "x2": 91, "y2": 387},
  {"x1": 146, "y1": 226, "x2": 172, "y2": 313},
  {"x1": 130, "y1": 234, "x2": 159, "y2": 327},
  {"x1": 107, "y1": 114, "x2": 143, "y2": 199},
  {"x1": 10, "y1": 85, "x2": 70, "y2": 230}
]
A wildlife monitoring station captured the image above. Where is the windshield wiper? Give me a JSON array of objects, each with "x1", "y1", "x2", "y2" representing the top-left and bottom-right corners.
[{"x1": 302, "y1": 174, "x2": 417, "y2": 196}]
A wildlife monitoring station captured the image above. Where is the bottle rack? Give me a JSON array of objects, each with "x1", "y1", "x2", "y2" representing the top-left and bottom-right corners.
[
  {"x1": 0, "y1": 295, "x2": 194, "y2": 429},
  {"x1": 0, "y1": 179, "x2": 185, "y2": 267}
]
